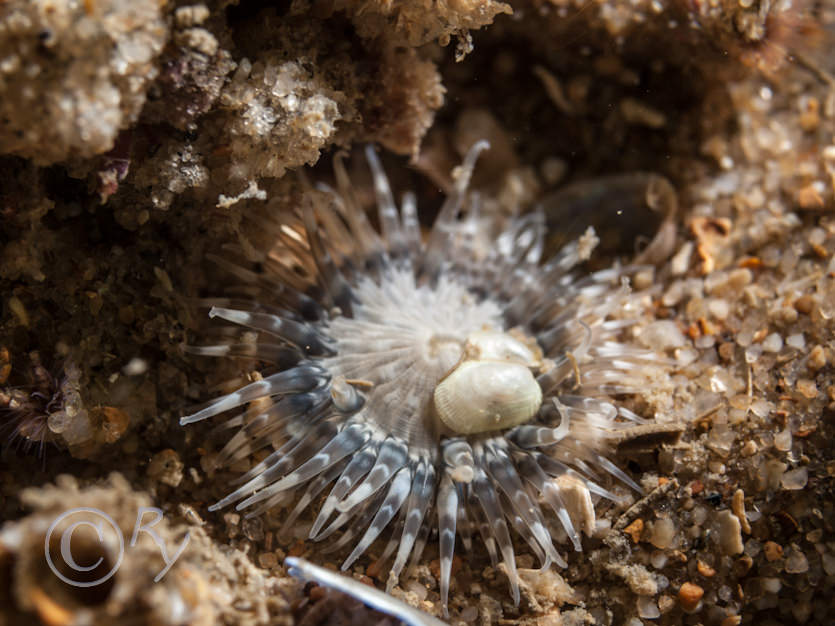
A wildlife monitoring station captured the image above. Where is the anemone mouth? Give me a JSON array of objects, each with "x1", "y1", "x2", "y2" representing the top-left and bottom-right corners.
[{"x1": 183, "y1": 141, "x2": 665, "y2": 615}]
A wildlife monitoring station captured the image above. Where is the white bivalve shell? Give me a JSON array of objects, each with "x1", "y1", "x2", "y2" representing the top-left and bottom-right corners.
[
  {"x1": 434, "y1": 359, "x2": 543, "y2": 435},
  {"x1": 464, "y1": 330, "x2": 540, "y2": 367}
]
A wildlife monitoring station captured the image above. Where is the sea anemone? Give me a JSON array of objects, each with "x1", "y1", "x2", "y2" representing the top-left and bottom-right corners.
[{"x1": 182, "y1": 141, "x2": 666, "y2": 615}]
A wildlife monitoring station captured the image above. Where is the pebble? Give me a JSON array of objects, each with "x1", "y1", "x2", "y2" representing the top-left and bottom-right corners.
[
  {"x1": 704, "y1": 269, "x2": 729, "y2": 293},
  {"x1": 717, "y1": 510, "x2": 744, "y2": 556},
  {"x1": 406, "y1": 580, "x2": 429, "y2": 601},
  {"x1": 695, "y1": 334, "x2": 716, "y2": 349},
  {"x1": 662, "y1": 281, "x2": 685, "y2": 306},
  {"x1": 808, "y1": 344, "x2": 827, "y2": 370},
  {"x1": 146, "y1": 449, "x2": 185, "y2": 487},
  {"x1": 8, "y1": 296, "x2": 29, "y2": 327},
  {"x1": 678, "y1": 582, "x2": 704, "y2": 611},
  {"x1": 287, "y1": 542, "x2": 306, "y2": 557},
  {"x1": 718, "y1": 341, "x2": 735, "y2": 361},
  {"x1": 708, "y1": 298, "x2": 729, "y2": 319},
  {"x1": 649, "y1": 518, "x2": 676, "y2": 549},
  {"x1": 175, "y1": 4, "x2": 210, "y2": 26},
  {"x1": 624, "y1": 518, "x2": 644, "y2": 543},
  {"x1": 691, "y1": 505, "x2": 708, "y2": 526},
  {"x1": 99, "y1": 406, "x2": 131, "y2": 444},
  {"x1": 637, "y1": 596, "x2": 661, "y2": 619},
  {"x1": 822, "y1": 553, "x2": 835, "y2": 576},
  {"x1": 733, "y1": 555, "x2": 753, "y2": 577},
  {"x1": 727, "y1": 268, "x2": 753, "y2": 289},
  {"x1": 736, "y1": 330, "x2": 754, "y2": 348},
  {"x1": 540, "y1": 157, "x2": 567, "y2": 185},
  {"x1": 781, "y1": 467, "x2": 808, "y2": 490},
  {"x1": 639, "y1": 320, "x2": 687, "y2": 350},
  {"x1": 744, "y1": 539, "x2": 761, "y2": 557},
  {"x1": 786, "y1": 333, "x2": 805, "y2": 349},
  {"x1": 123, "y1": 357, "x2": 148, "y2": 376},
  {"x1": 761, "y1": 333, "x2": 783, "y2": 352},
  {"x1": 796, "y1": 378, "x2": 818, "y2": 399},
  {"x1": 784, "y1": 547, "x2": 810, "y2": 574},
  {"x1": 750, "y1": 398, "x2": 772, "y2": 418},
  {"x1": 775, "y1": 305, "x2": 798, "y2": 323},
  {"x1": 774, "y1": 428, "x2": 792, "y2": 452},
  {"x1": 671, "y1": 242, "x2": 694, "y2": 275},
  {"x1": 744, "y1": 344, "x2": 763, "y2": 364},
  {"x1": 676, "y1": 346, "x2": 700, "y2": 366},
  {"x1": 459, "y1": 606, "x2": 478, "y2": 621},
  {"x1": 794, "y1": 294, "x2": 815, "y2": 314},
  {"x1": 657, "y1": 594, "x2": 675, "y2": 614},
  {"x1": 242, "y1": 517, "x2": 264, "y2": 542},
  {"x1": 729, "y1": 394, "x2": 750, "y2": 410},
  {"x1": 764, "y1": 459, "x2": 787, "y2": 489},
  {"x1": 650, "y1": 551, "x2": 668, "y2": 569},
  {"x1": 740, "y1": 440, "x2": 758, "y2": 457},
  {"x1": 696, "y1": 560, "x2": 716, "y2": 577},
  {"x1": 763, "y1": 541, "x2": 783, "y2": 563},
  {"x1": 258, "y1": 552, "x2": 277, "y2": 568}
]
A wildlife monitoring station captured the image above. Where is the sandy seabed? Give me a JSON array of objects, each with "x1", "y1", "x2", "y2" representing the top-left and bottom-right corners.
[{"x1": 1, "y1": 1, "x2": 834, "y2": 625}]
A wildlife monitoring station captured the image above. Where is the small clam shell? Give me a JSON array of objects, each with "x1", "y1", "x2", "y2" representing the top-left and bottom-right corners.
[
  {"x1": 434, "y1": 360, "x2": 543, "y2": 435},
  {"x1": 465, "y1": 330, "x2": 538, "y2": 367}
]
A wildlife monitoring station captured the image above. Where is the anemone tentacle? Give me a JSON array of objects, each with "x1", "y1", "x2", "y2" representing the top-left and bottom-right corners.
[{"x1": 183, "y1": 142, "x2": 666, "y2": 617}]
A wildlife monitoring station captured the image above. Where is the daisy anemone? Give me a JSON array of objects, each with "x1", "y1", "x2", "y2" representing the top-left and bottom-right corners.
[{"x1": 182, "y1": 141, "x2": 664, "y2": 615}]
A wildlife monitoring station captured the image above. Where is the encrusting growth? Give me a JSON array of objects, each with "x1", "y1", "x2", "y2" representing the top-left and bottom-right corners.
[{"x1": 183, "y1": 141, "x2": 665, "y2": 616}]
